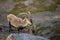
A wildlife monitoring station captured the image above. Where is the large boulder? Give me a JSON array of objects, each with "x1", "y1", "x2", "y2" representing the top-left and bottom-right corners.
[{"x1": 6, "y1": 33, "x2": 49, "y2": 40}]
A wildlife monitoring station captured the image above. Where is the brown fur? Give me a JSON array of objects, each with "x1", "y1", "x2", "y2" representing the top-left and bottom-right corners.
[
  {"x1": 7, "y1": 14, "x2": 33, "y2": 34},
  {"x1": 7, "y1": 14, "x2": 31, "y2": 27}
]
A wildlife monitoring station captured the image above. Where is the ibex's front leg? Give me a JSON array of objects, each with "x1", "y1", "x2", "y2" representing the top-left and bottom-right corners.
[
  {"x1": 30, "y1": 19, "x2": 33, "y2": 24},
  {"x1": 29, "y1": 29, "x2": 33, "y2": 34},
  {"x1": 9, "y1": 22, "x2": 12, "y2": 32},
  {"x1": 9, "y1": 22, "x2": 14, "y2": 32},
  {"x1": 28, "y1": 25, "x2": 33, "y2": 34}
]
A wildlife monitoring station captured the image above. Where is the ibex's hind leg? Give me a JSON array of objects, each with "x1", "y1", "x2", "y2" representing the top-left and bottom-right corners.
[{"x1": 9, "y1": 22, "x2": 13, "y2": 33}]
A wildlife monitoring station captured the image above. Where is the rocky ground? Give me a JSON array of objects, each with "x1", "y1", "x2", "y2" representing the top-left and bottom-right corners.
[{"x1": 6, "y1": 33, "x2": 49, "y2": 40}]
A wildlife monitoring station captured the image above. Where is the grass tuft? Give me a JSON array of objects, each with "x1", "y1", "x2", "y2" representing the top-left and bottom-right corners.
[
  {"x1": 47, "y1": 4, "x2": 57, "y2": 11},
  {"x1": 13, "y1": 0, "x2": 26, "y2": 2}
]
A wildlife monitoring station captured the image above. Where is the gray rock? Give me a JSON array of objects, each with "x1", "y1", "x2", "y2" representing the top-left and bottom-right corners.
[{"x1": 6, "y1": 33, "x2": 49, "y2": 40}]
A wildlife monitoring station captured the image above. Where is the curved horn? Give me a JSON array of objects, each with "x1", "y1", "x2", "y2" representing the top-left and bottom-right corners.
[
  {"x1": 26, "y1": 11, "x2": 31, "y2": 18},
  {"x1": 27, "y1": 11, "x2": 31, "y2": 16}
]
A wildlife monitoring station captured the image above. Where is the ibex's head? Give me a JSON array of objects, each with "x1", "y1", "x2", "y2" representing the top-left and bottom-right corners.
[
  {"x1": 18, "y1": 11, "x2": 32, "y2": 26},
  {"x1": 22, "y1": 17, "x2": 32, "y2": 27}
]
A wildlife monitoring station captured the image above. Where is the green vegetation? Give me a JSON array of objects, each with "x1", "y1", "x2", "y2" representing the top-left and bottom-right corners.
[
  {"x1": 9, "y1": 3, "x2": 27, "y2": 15},
  {"x1": 34, "y1": 0, "x2": 46, "y2": 3},
  {"x1": 13, "y1": 0, "x2": 26, "y2": 2},
  {"x1": 9, "y1": 8, "x2": 27, "y2": 15},
  {"x1": 47, "y1": 4, "x2": 57, "y2": 11},
  {"x1": 9, "y1": 6, "x2": 47, "y2": 14},
  {"x1": 56, "y1": 0, "x2": 60, "y2": 4},
  {"x1": 54, "y1": 24, "x2": 60, "y2": 33},
  {"x1": 40, "y1": 34, "x2": 44, "y2": 36},
  {"x1": 51, "y1": 36, "x2": 60, "y2": 40},
  {"x1": 53, "y1": 0, "x2": 60, "y2": 4},
  {"x1": 35, "y1": 23, "x2": 41, "y2": 27},
  {"x1": 35, "y1": 23, "x2": 60, "y2": 40},
  {"x1": 37, "y1": 0, "x2": 45, "y2": 2},
  {"x1": 35, "y1": 23, "x2": 47, "y2": 34},
  {"x1": 30, "y1": 7, "x2": 47, "y2": 13},
  {"x1": 50, "y1": 24, "x2": 60, "y2": 40},
  {"x1": 9, "y1": 0, "x2": 58, "y2": 14},
  {"x1": 1, "y1": 0, "x2": 7, "y2": 2},
  {"x1": 10, "y1": 3, "x2": 57, "y2": 14}
]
